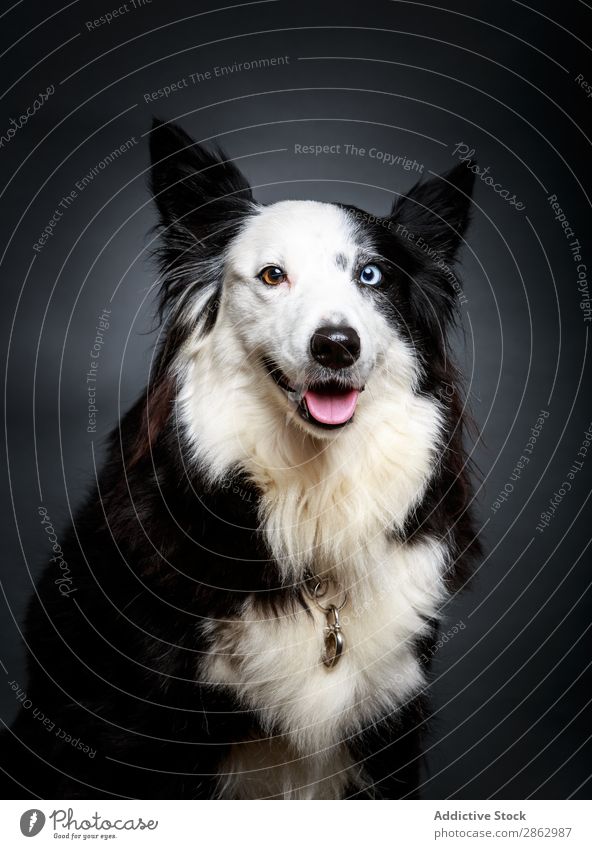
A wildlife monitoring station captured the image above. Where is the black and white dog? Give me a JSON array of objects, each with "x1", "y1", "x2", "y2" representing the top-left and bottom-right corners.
[{"x1": 3, "y1": 120, "x2": 479, "y2": 799}]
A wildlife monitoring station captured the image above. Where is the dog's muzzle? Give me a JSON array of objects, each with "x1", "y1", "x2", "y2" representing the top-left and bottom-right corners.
[{"x1": 263, "y1": 323, "x2": 364, "y2": 430}]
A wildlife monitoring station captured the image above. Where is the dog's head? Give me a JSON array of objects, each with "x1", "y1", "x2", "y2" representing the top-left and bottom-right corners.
[{"x1": 150, "y1": 119, "x2": 474, "y2": 439}]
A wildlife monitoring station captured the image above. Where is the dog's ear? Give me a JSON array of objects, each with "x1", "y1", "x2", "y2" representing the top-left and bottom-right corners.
[
  {"x1": 390, "y1": 164, "x2": 475, "y2": 261},
  {"x1": 149, "y1": 120, "x2": 255, "y2": 325},
  {"x1": 149, "y1": 118, "x2": 253, "y2": 232}
]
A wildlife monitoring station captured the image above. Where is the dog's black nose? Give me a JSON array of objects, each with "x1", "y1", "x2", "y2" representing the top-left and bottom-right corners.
[{"x1": 310, "y1": 325, "x2": 361, "y2": 369}]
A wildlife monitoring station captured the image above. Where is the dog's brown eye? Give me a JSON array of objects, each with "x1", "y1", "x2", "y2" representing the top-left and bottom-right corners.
[{"x1": 259, "y1": 266, "x2": 287, "y2": 285}]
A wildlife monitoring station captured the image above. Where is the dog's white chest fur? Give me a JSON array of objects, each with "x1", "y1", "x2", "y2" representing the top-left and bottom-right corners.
[{"x1": 203, "y1": 536, "x2": 446, "y2": 798}]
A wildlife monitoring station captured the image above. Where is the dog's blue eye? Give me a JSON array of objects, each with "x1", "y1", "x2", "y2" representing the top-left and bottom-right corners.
[
  {"x1": 259, "y1": 266, "x2": 287, "y2": 286},
  {"x1": 359, "y1": 264, "x2": 382, "y2": 286}
]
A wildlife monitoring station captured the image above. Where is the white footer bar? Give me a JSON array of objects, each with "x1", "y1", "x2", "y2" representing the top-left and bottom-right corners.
[{"x1": 0, "y1": 799, "x2": 589, "y2": 849}]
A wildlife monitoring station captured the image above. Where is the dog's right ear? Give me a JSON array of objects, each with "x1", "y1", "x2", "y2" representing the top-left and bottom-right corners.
[{"x1": 149, "y1": 118, "x2": 254, "y2": 233}]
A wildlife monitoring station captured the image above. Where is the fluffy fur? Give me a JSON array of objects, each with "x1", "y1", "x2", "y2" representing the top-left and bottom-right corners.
[{"x1": 1, "y1": 119, "x2": 479, "y2": 800}]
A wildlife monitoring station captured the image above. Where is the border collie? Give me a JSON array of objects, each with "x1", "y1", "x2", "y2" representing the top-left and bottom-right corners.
[{"x1": 3, "y1": 119, "x2": 479, "y2": 800}]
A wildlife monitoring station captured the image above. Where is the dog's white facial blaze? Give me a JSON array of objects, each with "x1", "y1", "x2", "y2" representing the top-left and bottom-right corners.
[{"x1": 222, "y1": 201, "x2": 394, "y2": 399}]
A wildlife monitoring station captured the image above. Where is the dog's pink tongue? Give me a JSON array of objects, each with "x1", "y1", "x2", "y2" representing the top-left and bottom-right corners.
[{"x1": 304, "y1": 388, "x2": 359, "y2": 425}]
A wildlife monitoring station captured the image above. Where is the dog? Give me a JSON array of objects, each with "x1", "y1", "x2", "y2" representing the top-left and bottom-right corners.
[{"x1": 2, "y1": 119, "x2": 479, "y2": 799}]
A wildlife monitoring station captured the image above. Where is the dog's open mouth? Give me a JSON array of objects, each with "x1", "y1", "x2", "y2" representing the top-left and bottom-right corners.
[
  {"x1": 262, "y1": 358, "x2": 361, "y2": 429},
  {"x1": 302, "y1": 383, "x2": 360, "y2": 427}
]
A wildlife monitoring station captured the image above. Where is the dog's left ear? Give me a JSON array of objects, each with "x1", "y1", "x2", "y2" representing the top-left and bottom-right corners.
[
  {"x1": 390, "y1": 164, "x2": 475, "y2": 262},
  {"x1": 149, "y1": 118, "x2": 254, "y2": 235}
]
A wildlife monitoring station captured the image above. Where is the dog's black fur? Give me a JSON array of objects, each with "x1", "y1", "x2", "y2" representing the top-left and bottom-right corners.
[{"x1": 1, "y1": 120, "x2": 479, "y2": 799}]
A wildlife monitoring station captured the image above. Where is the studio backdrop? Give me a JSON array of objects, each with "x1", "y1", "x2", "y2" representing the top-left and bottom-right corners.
[{"x1": 0, "y1": 0, "x2": 590, "y2": 800}]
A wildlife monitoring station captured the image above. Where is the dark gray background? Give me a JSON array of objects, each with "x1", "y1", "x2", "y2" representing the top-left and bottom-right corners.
[{"x1": 0, "y1": 0, "x2": 591, "y2": 798}]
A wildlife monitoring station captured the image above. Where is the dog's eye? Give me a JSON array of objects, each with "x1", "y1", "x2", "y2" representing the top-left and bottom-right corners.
[
  {"x1": 359, "y1": 264, "x2": 382, "y2": 286},
  {"x1": 258, "y1": 266, "x2": 287, "y2": 286}
]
